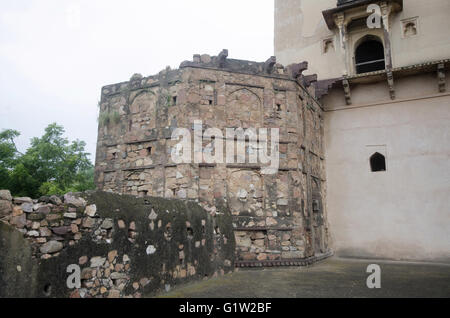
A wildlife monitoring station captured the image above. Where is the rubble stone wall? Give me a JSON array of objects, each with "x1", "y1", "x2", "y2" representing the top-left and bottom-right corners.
[
  {"x1": 0, "y1": 190, "x2": 234, "y2": 298},
  {"x1": 95, "y1": 52, "x2": 331, "y2": 266}
]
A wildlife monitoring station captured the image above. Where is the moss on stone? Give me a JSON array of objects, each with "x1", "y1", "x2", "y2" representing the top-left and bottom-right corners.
[{"x1": 1, "y1": 191, "x2": 235, "y2": 298}]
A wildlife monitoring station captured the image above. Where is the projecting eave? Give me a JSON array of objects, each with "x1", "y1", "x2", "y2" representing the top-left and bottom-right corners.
[
  {"x1": 322, "y1": 0, "x2": 403, "y2": 30},
  {"x1": 315, "y1": 59, "x2": 449, "y2": 101},
  {"x1": 346, "y1": 59, "x2": 450, "y2": 83}
]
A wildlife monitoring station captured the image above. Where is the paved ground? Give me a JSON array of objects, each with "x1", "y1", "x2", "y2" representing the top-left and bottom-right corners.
[{"x1": 156, "y1": 257, "x2": 450, "y2": 298}]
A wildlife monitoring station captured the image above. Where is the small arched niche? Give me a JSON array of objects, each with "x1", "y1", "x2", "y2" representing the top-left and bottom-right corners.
[
  {"x1": 404, "y1": 22, "x2": 417, "y2": 37},
  {"x1": 370, "y1": 152, "x2": 386, "y2": 172},
  {"x1": 355, "y1": 35, "x2": 386, "y2": 74}
]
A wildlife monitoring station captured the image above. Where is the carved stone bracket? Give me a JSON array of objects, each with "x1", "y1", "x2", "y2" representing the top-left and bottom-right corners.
[
  {"x1": 218, "y1": 49, "x2": 228, "y2": 68},
  {"x1": 438, "y1": 63, "x2": 446, "y2": 93},
  {"x1": 304, "y1": 74, "x2": 318, "y2": 87},
  {"x1": 342, "y1": 79, "x2": 351, "y2": 105},
  {"x1": 287, "y1": 62, "x2": 309, "y2": 79},
  {"x1": 264, "y1": 56, "x2": 277, "y2": 74}
]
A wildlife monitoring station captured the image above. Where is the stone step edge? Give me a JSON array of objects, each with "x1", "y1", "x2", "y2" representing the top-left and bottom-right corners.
[{"x1": 234, "y1": 251, "x2": 334, "y2": 268}]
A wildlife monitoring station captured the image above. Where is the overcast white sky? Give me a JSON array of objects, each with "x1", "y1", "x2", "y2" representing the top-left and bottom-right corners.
[{"x1": 0, "y1": 0, "x2": 274, "y2": 162}]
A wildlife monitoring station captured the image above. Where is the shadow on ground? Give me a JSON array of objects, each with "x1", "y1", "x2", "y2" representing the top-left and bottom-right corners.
[{"x1": 153, "y1": 257, "x2": 450, "y2": 298}]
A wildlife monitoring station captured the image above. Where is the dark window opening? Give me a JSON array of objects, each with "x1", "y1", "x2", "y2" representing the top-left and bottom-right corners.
[
  {"x1": 186, "y1": 227, "x2": 194, "y2": 239},
  {"x1": 172, "y1": 96, "x2": 177, "y2": 105},
  {"x1": 370, "y1": 152, "x2": 386, "y2": 172},
  {"x1": 138, "y1": 190, "x2": 148, "y2": 198},
  {"x1": 164, "y1": 223, "x2": 172, "y2": 241},
  {"x1": 208, "y1": 99, "x2": 213, "y2": 106},
  {"x1": 355, "y1": 38, "x2": 385, "y2": 74},
  {"x1": 276, "y1": 103, "x2": 282, "y2": 111},
  {"x1": 43, "y1": 284, "x2": 52, "y2": 297},
  {"x1": 147, "y1": 147, "x2": 153, "y2": 155}
]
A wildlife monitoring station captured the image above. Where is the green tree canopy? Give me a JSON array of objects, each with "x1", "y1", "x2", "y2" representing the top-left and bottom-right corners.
[
  {"x1": 0, "y1": 129, "x2": 21, "y2": 190},
  {"x1": 0, "y1": 123, "x2": 95, "y2": 197}
]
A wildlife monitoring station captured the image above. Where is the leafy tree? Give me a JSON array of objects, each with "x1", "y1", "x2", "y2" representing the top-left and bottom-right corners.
[
  {"x1": 0, "y1": 124, "x2": 95, "y2": 197},
  {"x1": 0, "y1": 129, "x2": 21, "y2": 190}
]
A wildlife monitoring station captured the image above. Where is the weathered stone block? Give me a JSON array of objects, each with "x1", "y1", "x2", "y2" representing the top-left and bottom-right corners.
[
  {"x1": 40, "y1": 240, "x2": 63, "y2": 254},
  {"x1": 0, "y1": 199, "x2": 12, "y2": 217},
  {"x1": 0, "y1": 190, "x2": 12, "y2": 201}
]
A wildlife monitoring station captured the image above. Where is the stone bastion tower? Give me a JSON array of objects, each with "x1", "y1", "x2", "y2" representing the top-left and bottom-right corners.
[
  {"x1": 94, "y1": 51, "x2": 332, "y2": 266},
  {"x1": 276, "y1": 0, "x2": 450, "y2": 262}
]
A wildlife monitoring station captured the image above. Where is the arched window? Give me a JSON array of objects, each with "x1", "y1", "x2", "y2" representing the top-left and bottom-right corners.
[
  {"x1": 355, "y1": 36, "x2": 385, "y2": 74},
  {"x1": 370, "y1": 152, "x2": 386, "y2": 172}
]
